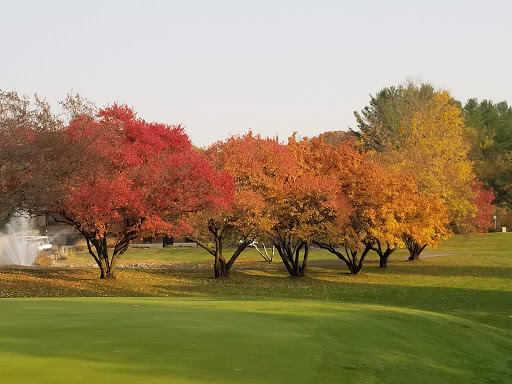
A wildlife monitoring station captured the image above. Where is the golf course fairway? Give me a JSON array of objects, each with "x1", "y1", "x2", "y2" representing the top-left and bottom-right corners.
[{"x1": 1, "y1": 297, "x2": 511, "y2": 383}]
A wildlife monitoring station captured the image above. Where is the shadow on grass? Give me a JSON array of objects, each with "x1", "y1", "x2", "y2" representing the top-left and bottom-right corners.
[
  {"x1": 375, "y1": 263, "x2": 512, "y2": 278},
  {"x1": 2, "y1": 264, "x2": 512, "y2": 331},
  {"x1": 150, "y1": 268, "x2": 512, "y2": 331},
  {"x1": 0, "y1": 267, "x2": 163, "y2": 298}
]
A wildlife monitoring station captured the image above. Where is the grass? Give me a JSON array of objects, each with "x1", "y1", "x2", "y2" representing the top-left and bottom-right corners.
[
  {"x1": 68, "y1": 240, "x2": 409, "y2": 266},
  {"x1": 1, "y1": 298, "x2": 511, "y2": 384},
  {"x1": 0, "y1": 233, "x2": 511, "y2": 383},
  {"x1": 65, "y1": 244, "x2": 356, "y2": 266}
]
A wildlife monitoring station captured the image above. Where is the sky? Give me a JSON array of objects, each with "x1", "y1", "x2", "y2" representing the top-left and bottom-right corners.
[{"x1": 1, "y1": 0, "x2": 511, "y2": 147}]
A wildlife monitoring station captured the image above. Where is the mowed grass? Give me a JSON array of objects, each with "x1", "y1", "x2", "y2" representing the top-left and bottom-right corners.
[
  {"x1": 0, "y1": 233, "x2": 511, "y2": 383},
  {"x1": 61, "y1": 243, "x2": 357, "y2": 266},
  {"x1": 1, "y1": 299, "x2": 511, "y2": 384}
]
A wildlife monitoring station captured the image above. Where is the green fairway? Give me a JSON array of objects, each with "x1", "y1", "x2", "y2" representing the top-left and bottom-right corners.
[
  {"x1": 1, "y1": 233, "x2": 511, "y2": 383},
  {"x1": 1, "y1": 298, "x2": 511, "y2": 384}
]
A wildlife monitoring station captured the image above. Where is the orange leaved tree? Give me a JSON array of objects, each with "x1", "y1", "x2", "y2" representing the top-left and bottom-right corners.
[
  {"x1": 304, "y1": 137, "x2": 391, "y2": 274},
  {"x1": 185, "y1": 133, "x2": 277, "y2": 278},
  {"x1": 239, "y1": 134, "x2": 346, "y2": 277},
  {"x1": 198, "y1": 133, "x2": 348, "y2": 278},
  {"x1": 282, "y1": 136, "x2": 355, "y2": 274}
]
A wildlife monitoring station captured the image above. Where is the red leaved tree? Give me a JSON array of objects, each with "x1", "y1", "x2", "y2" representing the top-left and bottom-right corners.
[
  {"x1": 36, "y1": 104, "x2": 233, "y2": 278},
  {"x1": 457, "y1": 180, "x2": 495, "y2": 233}
]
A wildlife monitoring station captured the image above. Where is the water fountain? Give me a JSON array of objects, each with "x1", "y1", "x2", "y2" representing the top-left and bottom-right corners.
[{"x1": 0, "y1": 214, "x2": 41, "y2": 266}]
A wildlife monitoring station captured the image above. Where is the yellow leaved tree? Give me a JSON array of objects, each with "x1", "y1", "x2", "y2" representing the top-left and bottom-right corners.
[{"x1": 355, "y1": 82, "x2": 476, "y2": 259}]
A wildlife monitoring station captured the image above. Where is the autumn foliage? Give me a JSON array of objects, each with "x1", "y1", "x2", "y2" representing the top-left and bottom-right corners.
[
  {"x1": 185, "y1": 133, "x2": 280, "y2": 277},
  {"x1": 186, "y1": 131, "x2": 452, "y2": 277},
  {"x1": 293, "y1": 137, "x2": 450, "y2": 272},
  {"x1": 1, "y1": 86, "x2": 500, "y2": 280},
  {"x1": 458, "y1": 180, "x2": 495, "y2": 233},
  {"x1": 12, "y1": 103, "x2": 233, "y2": 279},
  {"x1": 354, "y1": 83, "x2": 492, "y2": 260}
]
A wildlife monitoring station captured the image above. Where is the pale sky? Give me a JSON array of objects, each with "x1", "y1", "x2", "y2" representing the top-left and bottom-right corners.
[{"x1": 2, "y1": 0, "x2": 511, "y2": 147}]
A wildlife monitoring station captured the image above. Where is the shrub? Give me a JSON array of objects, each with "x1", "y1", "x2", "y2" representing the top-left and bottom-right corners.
[{"x1": 35, "y1": 253, "x2": 53, "y2": 266}]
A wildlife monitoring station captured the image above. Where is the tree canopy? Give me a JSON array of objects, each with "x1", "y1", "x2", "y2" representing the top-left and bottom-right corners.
[
  {"x1": 355, "y1": 84, "x2": 477, "y2": 223},
  {"x1": 353, "y1": 82, "x2": 479, "y2": 258},
  {"x1": 2, "y1": 98, "x2": 233, "y2": 278},
  {"x1": 1, "y1": 85, "x2": 504, "y2": 279},
  {"x1": 185, "y1": 133, "x2": 277, "y2": 277},
  {"x1": 463, "y1": 99, "x2": 512, "y2": 210}
]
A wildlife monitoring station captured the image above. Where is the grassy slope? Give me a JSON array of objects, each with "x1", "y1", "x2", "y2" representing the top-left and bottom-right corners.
[
  {"x1": 0, "y1": 298, "x2": 511, "y2": 384},
  {"x1": 0, "y1": 233, "x2": 511, "y2": 383}
]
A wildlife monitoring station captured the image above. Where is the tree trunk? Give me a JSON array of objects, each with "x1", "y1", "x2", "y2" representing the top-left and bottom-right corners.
[
  {"x1": 378, "y1": 246, "x2": 395, "y2": 269},
  {"x1": 408, "y1": 251, "x2": 419, "y2": 260},
  {"x1": 98, "y1": 255, "x2": 117, "y2": 279},
  {"x1": 402, "y1": 236, "x2": 427, "y2": 261},
  {"x1": 103, "y1": 267, "x2": 116, "y2": 279},
  {"x1": 277, "y1": 249, "x2": 296, "y2": 276},
  {"x1": 186, "y1": 231, "x2": 252, "y2": 279},
  {"x1": 214, "y1": 250, "x2": 230, "y2": 278},
  {"x1": 347, "y1": 260, "x2": 360, "y2": 275},
  {"x1": 98, "y1": 258, "x2": 108, "y2": 279},
  {"x1": 407, "y1": 242, "x2": 427, "y2": 261},
  {"x1": 57, "y1": 214, "x2": 139, "y2": 280},
  {"x1": 254, "y1": 243, "x2": 274, "y2": 263},
  {"x1": 314, "y1": 242, "x2": 371, "y2": 275},
  {"x1": 96, "y1": 260, "x2": 117, "y2": 279},
  {"x1": 84, "y1": 233, "x2": 129, "y2": 279},
  {"x1": 86, "y1": 237, "x2": 114, "y2": 279},
  {"x1": 274, "y1": 239, "x2": 308, "y2": 277}
]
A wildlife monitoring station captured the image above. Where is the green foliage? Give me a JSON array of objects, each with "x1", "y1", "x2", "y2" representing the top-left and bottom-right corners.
[
  {"x1": 463, "y1": 98, "x2": 512, "y2": 209},
  {"x1": 353, "y1": 82, "x2": 436, "y2": 152}
]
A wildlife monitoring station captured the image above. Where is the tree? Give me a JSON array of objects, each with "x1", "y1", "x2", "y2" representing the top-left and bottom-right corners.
[
  {"x1": 463, "y1": 99, "x2": 512, "y2": 210},
  {"x1": 17, "y1": 103, "x2": 233, "y2": 278},
  {"x1": 400, "y1": 188, "x2": 450, "y2": 260},
  {"x1": 353, "y1": 82, "x2": 435, "y2": 152},
  {"x1": 306, "y1": 138, "x2": 377, "y2": 274},
  {"x1": 457, "y1": 180, "x2": 495, "y2": 233},
  {"x1": 0, "y1": 90, "x2": 62, "y2": 227},
  {"x1": 185, "y1": 134, "x2": 274, "y2": 278},
  {"x1": 199, "y1": 133, "x2": 347, "y2": 278},
  {"x1": 303, "y1": 137, "x2": 429, "y2": 273},
  {"x1": 354, "y1": 82, "x2": 476, "y2": 259},
  {"x1": 360, "y1": 171, "x2": 448, "y2": 267},
  {"x1": 387, "y1": 91, "x2": 475, "y2": 227},
  {"x1": 263, "y1": 135, "x2": 350, "y2": 277},
  {"x1": 185, "y1": 211, "x2": 252, "y2": 278},
  {"x1": 317, "y1": 130, "x2": 358, "y2": 146}
]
